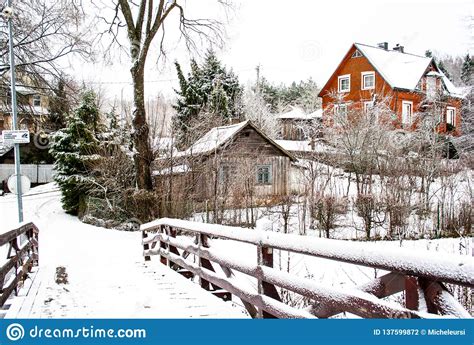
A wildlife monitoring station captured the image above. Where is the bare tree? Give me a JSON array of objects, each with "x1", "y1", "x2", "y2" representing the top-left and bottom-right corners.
[
  {"x1": 100, "y1": 0, "x2": 230, "y2": 190},
  {"x1": 0, "y1": 0, "x2": 90, "y2": 88}
]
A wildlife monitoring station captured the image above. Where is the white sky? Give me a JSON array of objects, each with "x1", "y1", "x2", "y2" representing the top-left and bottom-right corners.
[{"x1": 74, "y1": 0, "x2": 474, "y2": 102}]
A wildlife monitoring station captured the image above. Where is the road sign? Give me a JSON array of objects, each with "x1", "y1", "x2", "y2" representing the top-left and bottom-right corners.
[
  {"x1": 7, "y1": 174, "x2": 31, "y2": 195},
  {"x1": 2, "y1": 130, "x2": 30, "y2": 144}
]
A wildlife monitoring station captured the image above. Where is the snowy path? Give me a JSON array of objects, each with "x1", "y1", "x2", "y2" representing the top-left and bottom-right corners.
[{"x1": 0, "y1": 184, "x2": 246, "y2": 318}]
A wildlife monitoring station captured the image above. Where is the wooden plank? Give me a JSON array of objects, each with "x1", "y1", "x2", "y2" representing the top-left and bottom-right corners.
[
  {"x1": 4, "y1": 268, "x2": 41, "y2": 318},
  {"x1": 419, "y1": 278, "x2": 471, "y2": 318},
  {"x1": 0, "y1": 223, "x2": 38, "y2": 247}
]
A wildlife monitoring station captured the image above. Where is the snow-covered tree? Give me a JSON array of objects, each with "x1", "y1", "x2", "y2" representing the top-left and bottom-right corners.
[
  {"x1": 242, "y1": 88, "x2": 278, "y2": 138},
  {"x1": 173, "y1": 50, "x2": 242, "y2": 148},
  {"x1": 461, "y1": 53, "x2": 473, "y2": 85},
  {"x1": 50, "y1": 91, "x2": 101, "y2": 215}
]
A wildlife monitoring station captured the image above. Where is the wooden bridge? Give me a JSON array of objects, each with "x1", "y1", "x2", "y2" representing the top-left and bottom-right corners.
[
  {"x1": 0, "y1": 220, "x2": 472, "y2": 318},
  {"x1": 141, "y1": 218, "x2": 473, "y2": 319}
]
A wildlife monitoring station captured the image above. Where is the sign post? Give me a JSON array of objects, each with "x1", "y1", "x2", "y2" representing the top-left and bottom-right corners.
[{"x1": 5, "y1": 0, "x2": 24, "y2": 223}]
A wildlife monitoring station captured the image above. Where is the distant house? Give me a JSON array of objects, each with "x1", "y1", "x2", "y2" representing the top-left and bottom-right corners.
[
  {"x1": 153, "y1": 120, "x2": 296, "y2": 209},
  {"x1": 0, "y1": 83, "x2": 49, "y2": 133},
  {"x1": 277, "y1": 106, "x2": 322, "y2": 140},
  {"x1": 318, "y1": 42, "x2": 464, "y2": 135}
]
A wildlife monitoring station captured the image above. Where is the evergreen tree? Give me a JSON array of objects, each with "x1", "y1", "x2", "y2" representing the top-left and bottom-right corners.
[
  {"x1": 461, "y1": 53, "x2": 473, "y2": 85},
  {"x1": 50, "y1": 91, "x2": 101, "y2": 215},
  {"x1": 258, "y1": 77, "x2": 320, "y2": 112},
  {"x1": 47, "y1": 77, "x2": 70, "y2": 131},
  {"x1": 173, "y1": 50, "x2": 242, "y2": 148}
]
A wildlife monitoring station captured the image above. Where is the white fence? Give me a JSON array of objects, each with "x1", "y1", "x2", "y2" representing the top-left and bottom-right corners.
[{"x1": 0, "y1": 164, "x2": 55, "y2": 184}]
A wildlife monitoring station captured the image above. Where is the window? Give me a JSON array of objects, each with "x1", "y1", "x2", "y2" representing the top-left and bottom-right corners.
[
  {"x1": 363, "y1": 101, "x2": 374, "y2": 113},
  {"x1": 33, "y1": 95, "x2": 41, "y2": 107},
  {"x1": 338, "y1": 74, "x2": 350, "y2": 93},
  {"x1": 361, "y1": 72, "x2": 375, "y2": 90},
  {"x1": 446, "y1": 107, "x2": 456, "y2": 126},
  {"x1": 334, "y1": 103, "x2": 348, "y2": 117},
  {"x1": 256, "y1": 165, "x2": 272, "y2": 184},
  {"x1": 351, "y1": 50, "x2": 362, "y2": 58},
  {"x1": 401, "y1": 101, "x2": 413, "y2": 125}
]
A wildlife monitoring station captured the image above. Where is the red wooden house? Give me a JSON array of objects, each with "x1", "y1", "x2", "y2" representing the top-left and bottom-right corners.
[{"x1": 318, "y1": 42, "x2": 464, "y2": 135}]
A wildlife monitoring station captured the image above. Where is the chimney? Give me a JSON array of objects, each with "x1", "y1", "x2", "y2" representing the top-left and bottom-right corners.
[
  {"x1": 393, "y1": 43, "x2": 404, "y2": 53},
  {"x1": 377, "y1": 42, "x2": 388, "y2": 50}
]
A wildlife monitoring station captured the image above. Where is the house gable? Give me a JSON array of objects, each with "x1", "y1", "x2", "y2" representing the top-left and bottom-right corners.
[{"x1": 318, "y1": 45, "x2": 393, "y2": 107}]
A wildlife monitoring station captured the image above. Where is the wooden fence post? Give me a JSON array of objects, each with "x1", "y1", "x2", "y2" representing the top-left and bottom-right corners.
[
  {"x1": 256, "y1": 218, "x2": 281, "y2": 318},
  {"x1": 405, "y1": 276, "x2": 419, "y2": 312},
  {"x1": 159, "y1": 225, "x2": 167, "y2": 265},
  {"x1": 142, "y1": 229, "x2": 151, "y2": 262}
]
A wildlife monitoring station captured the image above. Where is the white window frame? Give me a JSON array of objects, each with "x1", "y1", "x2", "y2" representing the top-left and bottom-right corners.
[
  {"x1": 334, "y1": 103, "x2": 348, "y2": 117},
  {"x1": 401, "y1": 101, "x2": 413, "y2": 125},
  {"x1": 338, "y1": 74, "x2": 350, "y2": 93},
  {"x1": 361, "y1": 71, "x2": 375, "y2": 90},
  {"x1": 363, "y1": 101, "x2": 374, "y2": 114},
  {"x1": 351, "y1": 50, "x2": 363, "y2": 58},
  {"x1": 446, "y1": 107, "x2": 456, "y2": 126},
  {"x1": 33, "y1": 95, "x2": 41, "y2": 107}
]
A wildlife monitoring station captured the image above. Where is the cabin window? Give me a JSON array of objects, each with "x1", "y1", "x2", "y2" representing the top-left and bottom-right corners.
[
  {"x1": 446, "y1": 107, "x2": 456, "y2": 126},
  {"x1": 351, "y1": 50, "x2": 362, "y2": 58},
  {"x1": 338, "y1": 74, "x2": 350, "y2": 93},
  {"x1": 256, "y1": 165, "x2": 272, "y2": 184},
  {"x1": 361, "y1": 72, "x2": 375, "y2": 90},
  {"x1": 401, "y1": 101, "x2": 413, "y2": 125},
  {"x1": 33, "y1": 95, "x2": 41, "y2": 107}
]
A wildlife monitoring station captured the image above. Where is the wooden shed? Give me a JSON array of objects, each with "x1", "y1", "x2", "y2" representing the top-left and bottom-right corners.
[{"x1": 154, "y1": 120, "x2": 296, "y2": 208}]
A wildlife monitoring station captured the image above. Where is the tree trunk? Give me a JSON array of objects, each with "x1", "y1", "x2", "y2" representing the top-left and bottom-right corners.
[{"x1": 131, "y1": 66, "x2": 153, "y2": 190}]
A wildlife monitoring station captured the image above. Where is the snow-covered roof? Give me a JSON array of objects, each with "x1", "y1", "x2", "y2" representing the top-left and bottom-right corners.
[
  {"x1": 0, "y1": 139, "x2": 13, "y2": 157},
  {"x1": 275, "y1": 139, "x2": 333, "y2": 154},
  {"x1": 174, "y1": 120, "x2": 296, "y2": 161},
  {"x1": 355, "y1": 43, "x2": 432, "y2": 91},
  {"x1": 277, "y1": 107, "x2": 307, "y2": 119},
  {"x1": 278, "y1": 107, "x2": 322, "y2": 120},
  {"x1": 176, "y1": 121, "x2": 249, "y2": 157},
  {"x1": 275, "y1": 140, "x2": 313, "y2": 152},
  {"x1": 15, "y1": 85, "x2": 37, "y2": 95},
  {"x1": 152, "y1": 164, "x2": 190, "y2": 176},
  {"x1": 439, "y1": 70, "x2": 465, "y2": 98},
  {"x1": 308, "y1": 109, "x2": 323, "y2": 119}
]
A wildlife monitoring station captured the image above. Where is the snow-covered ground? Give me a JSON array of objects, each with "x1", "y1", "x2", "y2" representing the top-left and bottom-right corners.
[{"x1": 0, "y1": 183, "x2": 246, "y2": 318}]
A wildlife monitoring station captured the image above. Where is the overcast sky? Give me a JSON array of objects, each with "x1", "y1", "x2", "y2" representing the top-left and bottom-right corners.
[{"x1": 76, "y1": 0, "x2": 473, "y2": 102}]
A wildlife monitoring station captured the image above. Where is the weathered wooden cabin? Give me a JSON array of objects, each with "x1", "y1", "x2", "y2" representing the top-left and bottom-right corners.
[{"x1": 153, "y1": 120, "x2": 296, "y2": 209}]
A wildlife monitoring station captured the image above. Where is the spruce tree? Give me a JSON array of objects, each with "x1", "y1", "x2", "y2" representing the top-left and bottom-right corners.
[
  {"x1": 173, "y1": 50, "x2": 242, "y2": 148},
  {"x1": 461, "y1": 53, "x2": 473, "y2": 85},
  {"x1": 50, "y1": 91, "x2": 100, "y2": 215}
]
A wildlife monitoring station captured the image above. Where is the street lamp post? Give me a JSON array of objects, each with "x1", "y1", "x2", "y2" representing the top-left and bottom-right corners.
[{"x1": 4, "y1": 0, "x2": 24, "y2": 222}]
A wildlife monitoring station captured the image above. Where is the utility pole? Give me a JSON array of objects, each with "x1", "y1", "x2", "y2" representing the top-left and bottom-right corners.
[
  {"x1": 255, "y1": 64, "x2": 261, "y2": 95},
  {"x1": 5, "y1": 0, "x2": 24, "y2": 222}
]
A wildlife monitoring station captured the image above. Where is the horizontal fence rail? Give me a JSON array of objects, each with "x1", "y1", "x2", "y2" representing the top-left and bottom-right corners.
[
  {"x1": 0, "y1": 222, "x2": 39, "y2": 307},
  {"x1": 141, "y1": 218, "x2": 473, "y2": 319}
]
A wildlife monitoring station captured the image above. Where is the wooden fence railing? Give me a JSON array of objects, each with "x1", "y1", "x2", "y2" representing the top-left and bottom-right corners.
[
  {"x1": 142, "y1": 218, "x2": 473, "y2": 319},
  {"x1": 0, "y1": 222, "x2": 39, "y2": 307}
]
